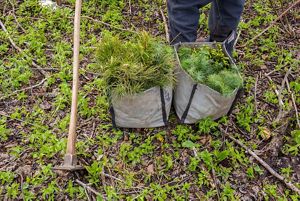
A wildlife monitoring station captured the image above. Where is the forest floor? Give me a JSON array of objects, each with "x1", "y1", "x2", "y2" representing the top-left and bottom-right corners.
[{"x1": 0, "y1": 0, "x2": 300, "y2": 200}]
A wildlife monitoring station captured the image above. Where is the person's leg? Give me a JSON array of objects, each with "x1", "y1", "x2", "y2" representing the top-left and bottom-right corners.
[
  {"x1": 208, "y1": 0, "x2": 245, "y2": 54},
  {"x1": 167, "y1": 0, "x2": 212, "y2": 44}
]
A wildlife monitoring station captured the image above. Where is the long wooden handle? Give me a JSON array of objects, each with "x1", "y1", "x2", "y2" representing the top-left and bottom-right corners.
[{"x1": 66, "y1": 0, "x2": 82, "y2": 155}]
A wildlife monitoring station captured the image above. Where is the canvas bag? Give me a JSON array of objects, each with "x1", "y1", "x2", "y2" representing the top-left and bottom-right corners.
[
  {"x1": 109, "y1": 86, "x2": 172, "y2": 128},
  {"x1": 173, "y1": 42, "x2": 242, "y2": 124}
]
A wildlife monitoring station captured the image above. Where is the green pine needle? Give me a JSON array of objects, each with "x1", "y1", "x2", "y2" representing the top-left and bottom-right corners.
[
  {"x1": 219, "y1": 70, "x2": 243, "y2": 92},
  {"x1": 96, "y1": 31, "x2": 175, "y2": 97},
  {"x1": 178, "y1": 45, "x2": 243, "y2": 96}
]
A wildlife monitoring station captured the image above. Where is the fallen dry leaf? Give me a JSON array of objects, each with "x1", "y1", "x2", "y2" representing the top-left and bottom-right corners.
[
  {"x1": 40, "y1": 101, "x2": 52, "y2": 110},
  {"x1": 199, "y1": 135, "x2": 212, "y2": 145},
  {"x1": 260, "y1": 127, "x2": 272, "y2": 140},
  {"x1": 147, "y1": 164, "x2": 154, "y2": 175}
]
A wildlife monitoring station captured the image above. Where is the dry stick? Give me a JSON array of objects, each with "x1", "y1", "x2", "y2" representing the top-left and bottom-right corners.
[
  {"x1": 170, "y1": 32, "x2": 182, "y2": 45},
  {"x1": 0, "y1": 19, "x2": 22, "y2": 52},
  {"x1": 224, "y1": 132, "x2": 300, "y2": 195},
  {"x1": 279, "y1": 0, "x2": 295, "y2": 35},
  {"x1": 267, "y1": 0, "x2": 292, "y2": 36},
  {"x1": 17, "y1": 173, "x2": 25, "y2": 201},
  {"x1": 31, "y1": 67, "x2": 58, "y2": 72},
  {"x1": 279, "y1": 68, "x2": 291, "y2": 97},
  {"x1": 8, "y1": 0, "x2": 26, "y2": 33},
  {"x1": 265, "y1": 74, "x2": 284, "y2": 107},
  {"x1": 285, "y1": 78, "x2": 300, "y2": 129},
  {"x1": 265, "y1": 69, "x2": 277, "y2": 76},
  {"x1": 192, "y1": 147, "x2": 220, "y2": 200},
  {"x1": 211, "y1": 167, "x2": 221, "y2": 201},
  {"x1": 242, "y1": 0, "x2": 300, "y2": 47},
  {"x1": 275, "y1": 68, "x2": 292, "y2": 122},
  {"x1": 103, "y1": 172, "x2": 125, "y2": 183},
  {"x1": 84, "y1": 188, "x2": 92, "y2": 201},
  {"x1": 160, "y1": 8, "x2": 170, "y2": 43},
  {"x1": 128, "y1": 0, "x2": 132, "y2": 15},
  {"x1": 0, "y1": 19, "x2": 47, "y2": 76},
  {"x1": 80, "y1": 16, "x2": 137, "y2": 34},
  {"x1": 254, "y1": 75, "x2": 258, "y2": 113},
  {"x1": 0, "y1": 77, "x2": 47, "y2": 101},
  {"x1": 75, "y1": 179, "x2": 104, "y2": 198},
  {"x1": 2, "y1": 0, "x2": 7, "y2": 16},
  {"x1": 78, "y1": 169, "x2": 144, "y2": 196},
  {"x1": 234, "y1": 29, "x2": 242, "y2": 48}
]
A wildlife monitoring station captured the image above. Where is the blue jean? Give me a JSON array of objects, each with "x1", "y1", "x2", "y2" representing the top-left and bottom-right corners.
[{"x1": 167, "y1": 0, "x2": 245, "y2": 44}]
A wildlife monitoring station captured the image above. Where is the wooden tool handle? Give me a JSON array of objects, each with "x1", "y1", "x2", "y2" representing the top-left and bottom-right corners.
[{"x1": 66, "y1": 0, "x2": 82, "y2": 155}]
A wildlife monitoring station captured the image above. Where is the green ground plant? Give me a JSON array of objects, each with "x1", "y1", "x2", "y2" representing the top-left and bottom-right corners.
[
  {"x1": 178, "y1": 45, "x2": 243, "y2": 96},
  {"x1": 0, "y1": 0, "x2": 300, "y2": 200},
  {"x1": 282, "y1": 130, "x2": 300, "y2": 156}
]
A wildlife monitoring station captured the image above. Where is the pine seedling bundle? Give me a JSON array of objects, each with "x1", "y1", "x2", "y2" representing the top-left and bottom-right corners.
[
  {"x1": 96, "y1": 31, "x2": 175, "y2": 98},
  {"x1": 178, "y1": 45, "x2": 243, "y2": 96}
]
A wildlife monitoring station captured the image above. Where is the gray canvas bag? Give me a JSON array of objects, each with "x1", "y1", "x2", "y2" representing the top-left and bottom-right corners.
[
  {"x1": 173, "y1": 42, "x2": 242, "y2": 124},
  {"x1": 109, "y1": 86, "x2": 172, "y2": 128}
]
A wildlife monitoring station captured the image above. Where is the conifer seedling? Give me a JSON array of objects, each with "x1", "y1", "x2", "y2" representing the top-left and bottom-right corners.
[
  {"x1": 178, "y1": 45, "x2": 243, "y2": 96},
  {"x1": 96, "y1": 31, "x2": 175, "y2": 98}
]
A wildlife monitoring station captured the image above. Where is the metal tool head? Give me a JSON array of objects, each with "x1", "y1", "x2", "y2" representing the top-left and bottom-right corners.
[{"x1": 53, "y1": 153, "x2": 84, "y2": 171}]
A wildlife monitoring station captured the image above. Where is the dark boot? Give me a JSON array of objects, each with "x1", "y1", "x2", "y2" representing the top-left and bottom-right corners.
[{"x1": 222, "y1": 30, "x2": 237, "y2": 58}]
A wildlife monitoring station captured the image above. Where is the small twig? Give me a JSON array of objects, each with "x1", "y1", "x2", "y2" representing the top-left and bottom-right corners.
[
  {"x1": 267, "y1": 0, "x2": 292, "y2": 36},
  {"x1": 75, "y1": 179, "x2": 104, "y2": 198},
  {"x1": 0, "y1": 19, "x2": 22, "y2": 52},
  {"x1": 241, "y1": 0, "x2": 300, "y2": 47},
  {"x1": 17, "y1": 173, "x2": 25, "y2": 201},
  {"x1": 91, "y1": 121, "x2": 96, "y2": 137},
  {"x1": 285, "y1": 77, "x2": 300, "y2": 129},
  {"x1": 128, "y1": 0, "x2": 132, "y2": 15},
  {"x1": 230, "y1": 120, "x2": 251, "y2": 140},
  {"x1": 80, "y1": 16, "x2": 137, "y2": 34},
  {"x1": 222, "y1": 130, "x2": 300, "y2": 195},
  {"x1": 192, "y1": 146, "x2": 220, "y2": 200},
  {"x1": 0, "y1": 19, "x2": 47, "y2": 76},
  {"x1": 84, "y1": 188, "x2": 92, "y2": 201},
  {"x1": 254, "y1": 75, "x2": 258, "y2": 113},
  {"x1": 104, "y1": 172, "x2": 124, "y2": 183},
  {"x1": 192, "y1": 147, "x2": 198, "y2": 157},
  {"x1": 8, "y1": 0, "x2": 26, "y2": 33},
  {"x1": 265, "y1": 69, "x2": 277, "y2": 76},
  {"x1": 160, "y1": 7, "x2": 169, "y2": 42},
  {"x1": 279, "y1": 68, "x2": 291, "y2": 98},
  {"x1": 170, "y1": 32, "x2": 181, "y2": 45},
  {"x1": 163, "y1": 175, "x2": 192, "y2": 187},
  {"x1": 30, "y1": 67, "x2": 58, "y2": 71},
  {"x1": 234, "y1": 29, "x2": 241, "y2": 48},
  {"x1": 265, "y1": 74, "x2": 284, "y2": 107},
  {"x1": 275, "y1": 68, "x2": 291, "y2": 122},
  {"x1": 0, "y1": 77, "x2": 47, "y2": 101},
  {"x1": 30, "y1": 62, "x2": 47, "y2": 76},
  {"x1": 211, "y1": 168, "x2": 221, "y2": 201}
]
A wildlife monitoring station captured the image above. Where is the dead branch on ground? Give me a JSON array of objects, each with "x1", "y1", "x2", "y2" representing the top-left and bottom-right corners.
[
  {"x1": 0, "y1": 19, "x2": 48, "y2": 76},
  {"x1": 222, "y1": 129, "x2": 300, "y2": 195},
  {"x1": 241, "y1": 0, "x2": 300, "y2": 47}
]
